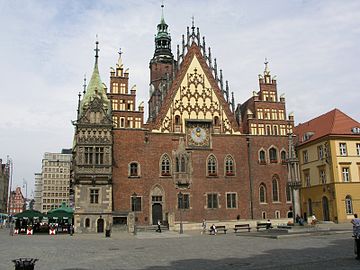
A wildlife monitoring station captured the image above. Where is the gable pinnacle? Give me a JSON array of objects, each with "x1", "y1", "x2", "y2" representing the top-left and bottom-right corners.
[{"x1": 264, "y1": 57, "x2": 270, "y2": 74}]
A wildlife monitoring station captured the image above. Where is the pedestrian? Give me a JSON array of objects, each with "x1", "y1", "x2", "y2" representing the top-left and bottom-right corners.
[
  {"x1": 156, "y1": 220, "x2": 161, "y2": 233},
  {"x1": 311, "y1": 215, "x2": 318, "y2": 225},
  {"x1": 210, "y1": 224, "x2": 217, "y2": 235},
  {"x1": 9, "y1": 221, "x2": 14, "y2": 236},
  {"x1": 351, "y1": 213, "x2": 360, "y2": 259},
  {"x1": 201, "y1": 219, "x2": 206, "y2": 235}
]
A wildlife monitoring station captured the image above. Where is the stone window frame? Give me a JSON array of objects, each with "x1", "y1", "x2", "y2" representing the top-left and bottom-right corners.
[
  {"x1": 85, "y1": 218, "x2": 91, "y2": 228},
  {"x1": 128, "y1": 161, "x2": 141, "y2": 178},
  {"x1": 258, "y1": 148, "x2": 266, "y2": 165},
  {"x1": 268, "y1": 145, "x2": 278, "y2": 163},
  {"x1": 206, "y1": 193, "x2": 219, "y2": 209},
  {"x1": 177, "y1": 192, "x2": 190, "y2": 210},
  {"x1": 226, "y1": 192, "x2": 237, "y2": 209},
  {"x1": 341, "y1": 166, "x2": 351, "y2": 182},
  {"x1": 345, "y1": 195, "x2": 353, "y2": 214},
  {"x1": 275, "y1": 210, "x2": 281, "y2": 219},
  {"x1": 159, "y1": 153, "x2": 172, "y2": 177},
  {"x1": 131, "y1": 196, "x2": 142, "y2": 212},
  {"x1": 259, "y1": 183, "x2": 267, "y2": 204},
  {"x1": 206, "y1": 154, "x2": 218, "y2": 177},
  {"x1": 272, "y1": 176, "x2": 280, "y2": 203},
  {"x1": 224, "y1": 154, "x2": 236, "y2": 177},
  {"x1": 280, "y1": 149, "x2": 287, "y2": 164},
  {"x1": 89, "y1": 188, "x2": 100, "y2": 204}
]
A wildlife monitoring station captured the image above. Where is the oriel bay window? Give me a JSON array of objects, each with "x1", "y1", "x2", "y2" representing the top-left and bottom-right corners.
[{"x1": 84, "y1": 147, "x2": 104, "y2": 165}]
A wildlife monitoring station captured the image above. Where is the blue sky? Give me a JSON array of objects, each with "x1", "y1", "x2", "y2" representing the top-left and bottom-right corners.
[{"x1": 1, "y1": 0, "x2": 359, "y2": 195}]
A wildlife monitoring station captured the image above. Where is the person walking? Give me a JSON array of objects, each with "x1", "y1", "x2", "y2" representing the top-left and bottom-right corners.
[
  {"x1": 9, "y1": 221, "x2": 14, "y2": 236},
  {"x1": 201, "y1": 219, "x2": 207, "y2": 235},
  {"x1": 156, "y1": 220, "x2": 162, "y2": 233},
  {"x1": 351, "y1": 213, "x2": 360, "y2": 259}
]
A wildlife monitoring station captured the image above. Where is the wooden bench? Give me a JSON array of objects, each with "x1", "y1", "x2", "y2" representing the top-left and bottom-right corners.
[
  {"x1": 277, "y1": 225, "x2": 292, "y2": 229},
  {"x1": 233, "y1": 224, "x2": 251, "y2": 233},
  {"x1": 256, "y1": 222, "x2": 272, "y2": 231},
  {"x1": 209, "y1": 225, "x2": 227, "y2": 234}
]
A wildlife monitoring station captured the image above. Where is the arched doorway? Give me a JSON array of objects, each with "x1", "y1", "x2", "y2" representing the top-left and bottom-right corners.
[
  {"x1": 322, "y1": 196, "x2": 330, "y2": 221},
  {"x1": 152, "y1": 203, "x2": 163, "y2": 225},
  {"x1": 97, "y1": 218, "x2": 104, "y2": 233},
  {"x1": 150, "y1": 185, "x2": 164, "y2": 225}
]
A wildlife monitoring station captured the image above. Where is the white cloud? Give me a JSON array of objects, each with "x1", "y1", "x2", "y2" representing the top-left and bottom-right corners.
[{"x1": 0, "y1": 0, "x2": 359, "y2": 193}]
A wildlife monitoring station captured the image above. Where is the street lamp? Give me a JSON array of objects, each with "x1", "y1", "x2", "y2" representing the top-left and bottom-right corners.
[
  {"x1": 178, "y1": 191, "x2": 183, "y2": 234},
  {"x1": 132, "y1": 192, "x2": 137, "y2": 235}
]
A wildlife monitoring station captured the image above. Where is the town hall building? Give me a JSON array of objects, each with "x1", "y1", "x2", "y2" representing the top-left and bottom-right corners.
[{"x1": 72, "y1": 8, "x2": 295, "y2": 233}]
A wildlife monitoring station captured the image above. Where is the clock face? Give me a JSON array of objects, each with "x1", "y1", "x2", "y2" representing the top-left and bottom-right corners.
[
  {"x1": 191, "y1": 127, "x2": 207, "y2": 144},
  {"x1": 187, "y1": 122, "x2": 211, "y2": 148}
]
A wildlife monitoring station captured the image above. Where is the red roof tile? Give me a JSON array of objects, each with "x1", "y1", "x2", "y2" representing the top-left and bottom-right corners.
[{"x1": 294, "y1": 109, "x2": 360, "y2": 145}]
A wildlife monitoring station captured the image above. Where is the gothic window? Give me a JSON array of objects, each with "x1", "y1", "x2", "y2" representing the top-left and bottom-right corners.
[
  {"x1": 90, "y1": 189, "x2": 99, "y2": 204},
  {"x1": 175, "y1": 115, "x2": 181, "y2": 125},
  {"x1": 259, "y1": 150, "x2": 266, "y2": 164},
  {"x1": 259, "y1": 184, "x2": 266, "y2": 203},
  {"x1": 85, "y1": 147, "x2": 94, "y2": 165},
  {"x1": 345, "y1": 195, "x2": 353, "y2": 214},
  {"x1": 207, "y1": 193, "x2": 218, "y2": 209},
  {"x1": 226, "y1": 193, "x2": 237, "y2": 209},
  {"x1": 225, "y1": 155, "x2": 235, "y2": 176},
  {"x1": 266, "y1": 125, "x2": 271, "y2": 135},
  {"x1": 281, "y1": 150, "x2": 287, "y2": 163},
  {"x1": 272, "y1": 177, "x2": 279, "y2": 202},
  {"x1": 214, "y1": 116, "x2": 220, "y2": 126},
  {"x1": 160, "y1": 154, "x2": 171, "y2": 176},
  {"x1": 178, "y1": 193, "x2": 190, "y2": 209},
  {"x1": 95, "y1": 147, "x2": 104, "y2": 165},
  {"x1": 131, "y1": 196, "x2": 141, "y2": 212},
  {"x1": 207, "y1": 154, "x2": 217, "y2": 176},
  {"x1": 269, "y1": 147, "x2": 278, "y2": 163},
  {"x1": 129, "y1": 162, "x2": 140, "y2": 177}
]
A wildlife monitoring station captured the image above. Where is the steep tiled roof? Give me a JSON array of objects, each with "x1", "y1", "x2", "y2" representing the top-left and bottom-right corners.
[{"x1": 294, "y1": 109, "x2": 360, "y2": 145}]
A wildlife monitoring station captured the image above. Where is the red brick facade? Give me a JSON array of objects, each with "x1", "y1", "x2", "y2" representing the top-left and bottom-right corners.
[{"x1": 108, "y1": 24, "x2": 294, "y2": 225}]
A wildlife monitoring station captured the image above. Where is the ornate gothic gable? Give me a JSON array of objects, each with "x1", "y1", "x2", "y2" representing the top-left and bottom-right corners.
[
  {"x1": 78, "y1": 97, "x2": 112, "y2": 126},
  {"x1": 150, "y1": 43, "x2": 240, "y2": 134}
]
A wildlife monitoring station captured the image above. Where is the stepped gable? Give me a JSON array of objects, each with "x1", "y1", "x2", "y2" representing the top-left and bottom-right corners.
[
  {"x1": 295, "y1": 108, "x2": 360, "y2": 145},
  {"x1": 149, "y1": 41, "x2": 240, "y2": 133}
]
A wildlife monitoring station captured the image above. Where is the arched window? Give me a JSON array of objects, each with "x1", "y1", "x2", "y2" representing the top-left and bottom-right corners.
[
  {"x1": 214, "y1": 116, "x2": 219, "y2": 126},
  {"x1": 269, "y1": 147, "x2": 277, "y2": 163},
  {"x1": 85, "y1": 218, "x2": 90, "y2": 228},
  {"x1": 281, "y1": 150, "x2": 287, "y2": 163},
  {"x1": 259, "y1": 150, "x2": 266, "y2": 164},
  {"x1": 272, "y1": 178, "x2": 279, "y2": 202},
  {"x1": 180, "y1": 156, "x2": 186, "y2": 172},
  {"x1": 259, "y1": 184, "x2": 266, "y2": 203},
  {"x1": 207, "y1": 155, "x2": 217, "y2": 176},
  {"x1": 275, "y1": 211, "x2": 280, "y2": 219},
  {"x1": 262, "y1": 211, "x2": 267, "y2": 219},
  {"x1": 160, "y1": 154, "x2": 171, "y2": 176},
  {"x1": 345, "y1": 195, "x2": 353, "y2": 214},
  {"x1": 225, "y1": 155, "x2": 235, "y2": 176},
  {"x1": 129, "y1": 162, "x2": 139, "y2": 177},
  {"x1": 175, "y1": 115, "x2": 181, "y2": 125}
]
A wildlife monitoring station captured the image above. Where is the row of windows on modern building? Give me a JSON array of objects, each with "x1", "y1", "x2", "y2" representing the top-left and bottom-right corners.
[
  {"x1": 87, "y1": 180, "x2": 291, "y2": 209},
  {"x1": 250, "y1": 123, "x2": 293, "y2": 136},
  {"x1": 302, "y1": 142, "x2": 360, "y2": 163},
  {"x1": 303, "y1": 166, "x2": 358, "y2": 186}
]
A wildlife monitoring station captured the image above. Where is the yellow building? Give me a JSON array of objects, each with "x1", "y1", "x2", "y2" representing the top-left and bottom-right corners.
[{"x1": 295, "y1": 109, "x2": 360, "y2": 223}]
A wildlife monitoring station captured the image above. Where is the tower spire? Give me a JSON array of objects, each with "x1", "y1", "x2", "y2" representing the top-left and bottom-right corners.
[
  {"x1": 161, "y1": 1, "x2": 165, "y2": 24},
  {"x1": 83, "y1": 74, "x2": 87, "y2": 95}
]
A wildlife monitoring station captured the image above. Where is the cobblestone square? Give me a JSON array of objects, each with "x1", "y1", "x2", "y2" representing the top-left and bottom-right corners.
[{"x1": 1, "y1": 226, "x2": 359, "y2": 270}]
